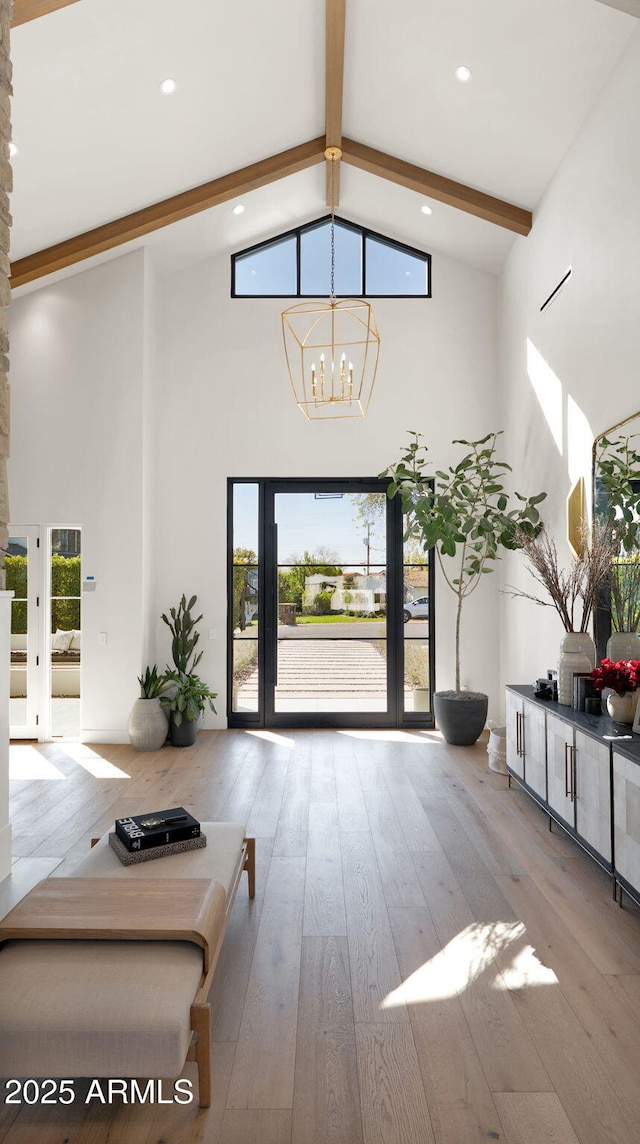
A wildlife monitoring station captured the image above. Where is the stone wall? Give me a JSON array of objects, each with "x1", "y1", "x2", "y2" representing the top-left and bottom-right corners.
[{"x1": 0, "y1": 0, "x2": 10, "y2": 588}]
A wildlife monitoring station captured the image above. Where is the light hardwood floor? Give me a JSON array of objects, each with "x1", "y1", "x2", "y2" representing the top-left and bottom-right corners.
[{"x1": 2, "y1": 728, "x2": 640, "y2": 1143}]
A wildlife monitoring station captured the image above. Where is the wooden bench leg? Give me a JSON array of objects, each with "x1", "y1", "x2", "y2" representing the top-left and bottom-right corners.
[
  {"x1": 190, "y1": 1002, "x2": 212, "y2": 1107},
  {"x1": 244, "y1": 837, "x2": 256, "y2": 899}
]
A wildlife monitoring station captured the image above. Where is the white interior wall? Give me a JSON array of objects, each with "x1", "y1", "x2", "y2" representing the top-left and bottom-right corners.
[
  {"x1": 8, "y1": 238, "x2": 501, "y2": 736},
  {"x1": 153, "y1": 248, "x2": 501, "y2": 724},
  {"x1": 8, "y1": 223, "x2": 502, "y2": 738},
  {"x1": 498, "y1": 26, "x2": 640, "y2": 704},
  {"x1": 9, "y1": 250, "x2": 147, "y2": 741}
]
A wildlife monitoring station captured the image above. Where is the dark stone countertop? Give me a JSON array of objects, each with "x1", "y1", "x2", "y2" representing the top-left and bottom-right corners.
[{"x1": 506, "y1": 684, "x2": 640, "y2": 763}]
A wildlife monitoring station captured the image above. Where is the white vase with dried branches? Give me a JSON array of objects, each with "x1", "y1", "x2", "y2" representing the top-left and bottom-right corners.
[{"x1": 507, "y1": 524, "x2": 613, "y2": 705}]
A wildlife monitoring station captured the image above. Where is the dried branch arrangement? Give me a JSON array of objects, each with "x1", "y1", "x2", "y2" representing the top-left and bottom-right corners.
[{"x1": 506, "y1": 522, "x2": 614, "y2": 633}]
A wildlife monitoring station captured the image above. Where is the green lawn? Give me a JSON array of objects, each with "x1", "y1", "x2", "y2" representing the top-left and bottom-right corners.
[{"x1": 295, "y1": 615, "x2": 384, "y2": 624}]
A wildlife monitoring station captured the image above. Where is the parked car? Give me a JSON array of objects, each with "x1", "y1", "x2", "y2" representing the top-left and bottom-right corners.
[{"x1": 403, "y1": 596, "x2": 429, "y2": 622}]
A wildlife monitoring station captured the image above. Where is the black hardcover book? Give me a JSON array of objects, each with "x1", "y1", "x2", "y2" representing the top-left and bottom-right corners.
[{"x1": 115, "y1": 807, "x2": 200, "y2": 852}]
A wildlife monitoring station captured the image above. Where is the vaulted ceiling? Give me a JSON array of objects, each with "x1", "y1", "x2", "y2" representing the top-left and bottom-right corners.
[{"x1": 8, "y1": 0, "x2": 638, "y2": 287}]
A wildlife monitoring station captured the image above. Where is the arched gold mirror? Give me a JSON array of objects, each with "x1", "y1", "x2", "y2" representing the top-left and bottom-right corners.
[{"x1": 592, "y1": 410, "x2": 640, "y2": 660}]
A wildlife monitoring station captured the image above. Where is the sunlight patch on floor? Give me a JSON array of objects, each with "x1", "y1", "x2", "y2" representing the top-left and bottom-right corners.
[
  {"x1": 381, "y1": 921, "x2": 527, "y2": 1007},
  {"x1": 338, "y1": 729, "x2": 441, "y2": 743},
  {"x1": 9, "y1": 746, "x2": 66, "y2": 780},
  {"x1": 243, "y1": 730, "x2": 296, "y2": 748},
  {"x1": 61, "y1": 744, "x2": 131, "y2": 779},
  {"x1": 497, "y1": 942, "x2": 558, "y2": 989}
]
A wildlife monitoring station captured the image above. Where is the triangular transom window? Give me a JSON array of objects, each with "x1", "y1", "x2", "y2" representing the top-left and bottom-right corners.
[{"x1": 232, "y1": 217, "x2": 431, "y2": 298}]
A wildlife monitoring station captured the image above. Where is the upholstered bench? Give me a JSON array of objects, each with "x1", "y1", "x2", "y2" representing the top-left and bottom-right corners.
[{"x1": 0, "y1": 823, "x2": 255, "y2": 1106}]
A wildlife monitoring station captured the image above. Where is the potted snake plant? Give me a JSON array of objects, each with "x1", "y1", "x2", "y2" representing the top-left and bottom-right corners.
[{"x1": 127, "y1": 665, "x2": 169, "y2": 752}]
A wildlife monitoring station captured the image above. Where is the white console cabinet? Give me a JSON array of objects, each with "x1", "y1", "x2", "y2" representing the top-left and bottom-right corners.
[
  {"x1": 613, "y1": 750, "x2": 640, "y2": 901},
  {"x1": 506, "y1": 686, "x2": 636, "y2": 902},
  {"x1": 575, "y1": 732, "x2": 611, "y2": 864},
  {"x1": 505, "y1": 691, "x2": 546, "y2": 796},
  {"x1": 546, "y1": 712, "x2": 575, "y2": 829}
]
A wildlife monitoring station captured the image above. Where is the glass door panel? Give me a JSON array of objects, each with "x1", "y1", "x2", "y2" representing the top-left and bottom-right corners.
[
  {"x1": 7, "y1": 530, "x2": 39, "y2": 738},
  {"x1": 273, "y1": 490, "x2": 389, "y2": 717},
  {"x1": 403, "y1": 519, "x2": 433, "y2": 715},
  {"x1": 50, "y1": 527, "x2": 81, "y2": 738},
  {"x1": 228, "y1": 479, "x2": 435, "y2": 729},
  {"x1": 230, "y1": 483, "x2": 260, "y2": 715}
]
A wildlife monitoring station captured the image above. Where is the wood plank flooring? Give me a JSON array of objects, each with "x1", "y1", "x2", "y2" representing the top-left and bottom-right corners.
[{"x1": 2, "y1": 728, "x2": 640, "y2": 1143}]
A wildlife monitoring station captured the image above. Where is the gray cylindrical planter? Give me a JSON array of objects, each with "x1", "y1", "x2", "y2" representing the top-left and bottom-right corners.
[
  {"x1": 128, "y1": 698, "x2": 168, "y2": 751},
  {"x1": 169, "y1": 712, "x2": 198, "y2": 748},
  {"x1": 434, "y1": 690, "x2": 488, "y2": 746}
]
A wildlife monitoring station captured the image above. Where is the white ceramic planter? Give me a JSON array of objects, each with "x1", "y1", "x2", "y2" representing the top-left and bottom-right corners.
[
  {"x1": 557, "y1": 632, "x2": 596, "y2": 706},
  {"x1": 606, "y1": 690, "x2": 638, "y2": 725},
  {"x1": 128, "y1": 698, "x2": 168, "y2": 751}
]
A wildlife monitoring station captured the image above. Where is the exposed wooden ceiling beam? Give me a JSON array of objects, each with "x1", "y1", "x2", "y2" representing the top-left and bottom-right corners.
[
  {"x1": 10, "y1": 137, "x2": 326, "y2": 289},
  {"x1": 325, "y1": 0, "x2": 346, "y2": 206},
  {"x1": 341, "y1": 138, "x2": 532, "y2": 235},
  {"x1": 594, "y1": 0, "x2": 640, "y2": 16},
  {"x1": 12, "y1": 0, "x2": 81, "y2": 27}
]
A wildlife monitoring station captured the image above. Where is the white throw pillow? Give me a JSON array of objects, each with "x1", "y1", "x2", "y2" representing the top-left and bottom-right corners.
[
  {"x1": 69, "y1": 629, "x2": 81, "y2": 651},
  {"x1": 51, "y1": 629, "x2": 73, "y2": 652}
]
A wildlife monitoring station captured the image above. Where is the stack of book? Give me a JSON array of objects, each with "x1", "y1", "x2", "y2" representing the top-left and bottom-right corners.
[{"x1": 109, "y1": 807, "x2": 205, "y2": 865}]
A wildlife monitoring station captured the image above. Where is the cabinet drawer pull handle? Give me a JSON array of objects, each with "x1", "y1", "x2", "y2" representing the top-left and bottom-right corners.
[
  {"x1": 571, "y1": 745, "x2": 577, "y2": 802},
  {"x1": 564, "y1": 742, "x2": 571, "y2": 797}
]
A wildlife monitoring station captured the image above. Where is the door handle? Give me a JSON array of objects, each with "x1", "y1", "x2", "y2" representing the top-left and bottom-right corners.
[
  {"x1": 571, "y1": 745, "x2": 577, "y2": 802},
  {"x1": 564, "y1": 742, "x2": 576, "y2": 799},
  {"x1": 516, "y1": 711, "x2": 525, "y2": 757}
]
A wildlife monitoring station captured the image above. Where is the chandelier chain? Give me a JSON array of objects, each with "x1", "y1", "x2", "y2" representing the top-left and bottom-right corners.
[{"x1": 330, "y1": 156, "x2": 336, "y2": 303}]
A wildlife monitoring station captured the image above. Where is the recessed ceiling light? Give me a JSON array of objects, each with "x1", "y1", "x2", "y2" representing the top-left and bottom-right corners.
[
  {"x1": 160, "y1": 78, "x2": 178, "y2": 95},
  {"x1": 8, "y1": 142, "x2": 17, "y2": 158},
  {"x1": 421, "y1": 204, "x2": 433, "y2": 216},
  {"x1": 455, "y1": 65, "x2": 472, "y2": 83},
  {"x1": 232, "y1": 204, "x2": 245, "y2": 216}
]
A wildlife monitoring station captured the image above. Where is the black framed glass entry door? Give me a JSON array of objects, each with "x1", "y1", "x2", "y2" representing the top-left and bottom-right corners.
[{"x1": 228, "y1": 478, "x2": 434, "y2": 729}]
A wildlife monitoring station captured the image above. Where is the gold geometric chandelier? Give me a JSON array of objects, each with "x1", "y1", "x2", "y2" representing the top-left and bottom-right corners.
[{"x1": 281, "y1": 147, "x2": 380, "y2": 421}]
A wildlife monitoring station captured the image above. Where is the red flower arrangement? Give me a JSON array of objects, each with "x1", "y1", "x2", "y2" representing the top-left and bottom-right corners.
[{"x1": 591, "y1": 658, "x2": 640, "y2": 696}]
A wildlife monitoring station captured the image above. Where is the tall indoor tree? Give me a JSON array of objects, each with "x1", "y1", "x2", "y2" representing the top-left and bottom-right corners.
[{"x1": 383, "y1": 431, "x2": 546, "y2": 744}]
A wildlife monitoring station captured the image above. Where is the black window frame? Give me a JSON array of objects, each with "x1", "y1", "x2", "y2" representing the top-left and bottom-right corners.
[
  {"x1": 227, "y1": 476, "x2": 436, "y2": 730},
  {"x1": 231, "y1": 215, "x2": 432, "y2": 300}
]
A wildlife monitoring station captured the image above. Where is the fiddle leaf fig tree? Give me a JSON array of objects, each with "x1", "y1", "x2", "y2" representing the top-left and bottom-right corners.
[{"x1": 382, "y1": 431, "x2": 547, "y2": 692}]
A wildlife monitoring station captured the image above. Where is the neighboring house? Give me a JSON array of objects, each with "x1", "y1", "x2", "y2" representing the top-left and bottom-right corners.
[{"x1": 303, "y1": 571, "x2": 387, "y2": 613}]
